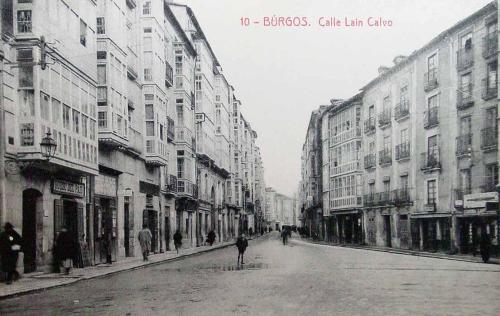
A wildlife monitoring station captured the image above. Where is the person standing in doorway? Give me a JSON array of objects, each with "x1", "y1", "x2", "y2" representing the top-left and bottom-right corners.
[
  {"x1": 55, "y1": 226, "x2": 77, "y2": 275},
  {"x1": 173, "y1": 230, "x2": 182, "y2": 254},
  {"x1": 138, "y1": 224, "x2": 152, "y2": 261},
  {"x1": 236, "y1": 233, "x2": 248, "y2": 265},
  {"x1": 207, "y1": 230, "x2": 216, "y2": 246},
  {"x1": 0, "y1": 223, "x2": 22, "y2": 284}
]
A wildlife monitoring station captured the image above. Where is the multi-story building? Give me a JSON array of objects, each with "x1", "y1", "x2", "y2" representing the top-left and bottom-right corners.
[
  {"x1": 323, "y1": 95, "x2": 364, "y2": 244},
  {"x1": 300, "y1": 1, "x2": 499, "y2": 255},
  {"x1": 0, "y1": 0, "x2": 265, "y2": 274},
  {"x1": 299, "y1": 106, "x2": 329, "y2": 239},
  {"x1": 265, "y1": 187, "x2": 297, "y2": 231}
]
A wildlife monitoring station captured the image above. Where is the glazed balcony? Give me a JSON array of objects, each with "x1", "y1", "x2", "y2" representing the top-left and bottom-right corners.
[
  {"x1": 175, "y1": 126, "x2": 193, "y2": 146},
  {"x1": 364, "y1": 154, "x2": 376, "y2": 169},
  {"x1": 420, "y1": 150, "x2": 441, "y2": 172},
  {"x1": 482, "y1": 33, "x2": 497, "y2": 59},
  {"x1": 167, "y1": 117, "x2": 175, "y2": 143},
  {"x1": 424, "y1": 68, "x2": 439, "y2": 92},
  {"x1": 480, "y1": 127, "x2": 498, "y2": 151},
  {"x1": 378, "y1": 109, "x2": 392, "y2": 129},
  {"x1": 456, "y1": 84, "x2": 474, "y2": 110},
  {"x1": 481, "y1": 78, "x2": 498, "y2": 101},
  {"x1": 457, "y1": 46, "x2": 474, "y2": 71},
  {"x1": 145, "y1": 139, "x2": 168, "y2": 166},
  {"x1": 331, "y1": 161, "x2": 362, "y2": 176},
  {"x1": 395, "y1": 142, "x2": 410, "y2": 161},
  {"x1": 364, "y1": 117, "x2": 376, "y2": 134},
  {"x1": 165, "y1": 61, "x2": 173, "y2": 88},
  {"x1": 331, "y1": 127, "x2": 361, "y2": 146},
  {"x1": 378, "y1": 148, "x2": 392, "y2": 166},
  {"x1": 394, "y1": 100, "x2": 410, "y2": 121},
  {"x1": 455, "y1": 133, "x2": 472, "y2": 157},
  {"x1": 424, "y1": 107, "x2": 439, "y2": 129}
]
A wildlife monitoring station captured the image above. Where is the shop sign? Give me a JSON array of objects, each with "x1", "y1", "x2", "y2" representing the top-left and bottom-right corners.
[
  {"x1": 52, "y1": 179, "x2": 85, "y2": 198},
  {"x1": 463, "y1": 192, "x2": 499, "y2": 209}
]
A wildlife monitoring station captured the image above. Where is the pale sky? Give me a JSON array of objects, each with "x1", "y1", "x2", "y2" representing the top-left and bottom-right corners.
[{"x1": 182, "y1": 0, "x2": 492, "y2": 196}]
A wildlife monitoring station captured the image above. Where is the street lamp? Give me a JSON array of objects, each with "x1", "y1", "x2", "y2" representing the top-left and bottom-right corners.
[{"x1": 40, "y1": 131, "x2": 57, "y2": 160}]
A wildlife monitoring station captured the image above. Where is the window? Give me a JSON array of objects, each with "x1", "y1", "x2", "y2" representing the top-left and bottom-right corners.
[
  {"x1": 144, "y1": 68, "x2": 152, "y2": 81},
  {"x1": 485, "y1": 107, "x2": 497, "y2": 128},
  {"x1": 143, "y1": 1, "x2": 151, "y2": 15},
  {"x1": 146, "y1": 122, "x2": 155, "y2": 136},
  {"x1": 20, "y1": 123, "x2": 34, "y2": 146},
  {"x1": 400, "y1": 175, "x2": 409, "y2": 189},
  {"x1": 98, "y1": 111, "x2": 107, "y2": 128},
  {"x1": 460, "y1": 33, "x2": 472, "y2": 50},
  {"x1": 97, "y1": 65, "x2": 106, "y2": 85},
  {"x1": 485, "y1": 164, "x2": 498, "y2": 191},
  {"x1": 96, "y1": 17, "x2": 105, "y2": 34},
  {"x1": 383, "y1": 136, "x2": 391, "y2": 151},
  {"x1": 73, "y1": 110, "x2": 80, "y2": 134},
  {"x1": 177, "y1": 158, "x2": 184, "y2": 178},
  {"x1": 427, "y1": 53, "x2": 437, "y2": 71},
  {"x1": 82, "y1": 115, "x2": 88, "y2": 138},
  {"x1": 487, "y1": 61, "x2": 498, "y2": 89},
  {"x1": 63, "y1": 105, "x2": 71, "y2": 129},
  {"x1": 400, "y1": 129, "x2": 409, "y2": 144},
  {"x1": 460, "y1": 116, "x2": 471, "y2": 135},
  {"x1": 159, "y1": 124, "x2": 164, "y2": 141},
  {"x1": 400, "y1": 85, "x2": 408, "y2": 101},
  {"x1": 383, "y1": 180, "x2": 391, "y2": 193},
  {"x1": 427, "y1": 135, "x2": 438, "y2": 156},
  {"x1": 80, "y1": 19, "x2": 87, "y2": 47},
  {"x1": 52, "y1": 98, "x2": 61, "y2": 124},
  {"x1": 90, "y1": 121, "x2": 96, "y2": 140},
  {"x1": 460, "y1": 72, "x2": 472, "y2": 95},
  {"x1": 427, "y1": 180, "x2": 437, "y2": 205},
  {"x1": 143, "y1": 27, "x2": 152, "y2": 33},
  {"x1": 17, "y1": 10, "x2": 32, "y2": 33},
  {"x1": 19, "y1": 66, "x2": 33, "y2": 88},
  {"x1": 145, "y1": 104, "x2": 154, "y2": 120},
  {"x1": 40, "y1": 92, "x2": 50, "y2": 121},
  {"x1": 459, "y1": 169, "x2": 471, "y2": 193},
  {"x1": 428, "y1": 94, "x2": 438, "y2": 109}
]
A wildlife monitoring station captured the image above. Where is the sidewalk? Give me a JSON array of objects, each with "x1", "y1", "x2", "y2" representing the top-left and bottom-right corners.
[
  {"x1": 0, "y1": 240, "x2": 238, "y2": 300},
  {"x1": 294, "y1": 238, "x2": 500, "y2": 265}
]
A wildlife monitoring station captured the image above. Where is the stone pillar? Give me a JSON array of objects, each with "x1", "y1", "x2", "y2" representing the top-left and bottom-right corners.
[
  {"x1": 419, "y1": 220, "x2": 424, "y2": 250},
  {"x1": 451, "y1": 215, "x2": 460, "y2": 252}
]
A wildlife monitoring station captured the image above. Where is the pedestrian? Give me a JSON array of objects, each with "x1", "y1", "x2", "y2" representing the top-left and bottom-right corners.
[
  {"x1": 281, "y1": 229, "x2": 288, "y2": 245},
  {"x1": 479, "y1": 231, "x2": 491, "y2": 263},
  {"x1": 0, "y1": 223, "x2": 22, "y2": 284},
  {"x1": 173, "y1": 230, "x2": 182, "y2": 254},
  {"x1": 55, "y1": 226, "x2": 78, "y2": 275},
  {"x1": 236, "y1": 233, "x2": 248, "y2": 265},
  {"x1": 207, "y1": 230, "x2": 216, "y2": 246},
  {"x1": 249, "y1": 227, "x2": 253, "y2": 237},
  {"x1": 138, "y1": 224, "x2": 152, "y2": 261}
]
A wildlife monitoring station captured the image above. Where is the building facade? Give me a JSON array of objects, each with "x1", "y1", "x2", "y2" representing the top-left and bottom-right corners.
[{"x1": 0, "y1": 0, "x2": 265, "y2": 274}]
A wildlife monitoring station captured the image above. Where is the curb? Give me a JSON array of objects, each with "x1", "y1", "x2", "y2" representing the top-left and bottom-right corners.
[
  {"x1": 294, "y1": 239, "x2": 499, "y2": 265},
  {"x1": 0, "y1": 241, "x2": 236, "y2": 300}
]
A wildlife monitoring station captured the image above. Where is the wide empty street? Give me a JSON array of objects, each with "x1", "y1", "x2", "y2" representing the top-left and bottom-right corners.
[{"x1": 1, "y1": 233, "x2": 500, "y2": 316}]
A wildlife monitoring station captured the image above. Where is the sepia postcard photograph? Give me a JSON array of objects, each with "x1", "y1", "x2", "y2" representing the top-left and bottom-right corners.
[{"x1": 0, "y1": 0, "x2": 499, "y2": 315}]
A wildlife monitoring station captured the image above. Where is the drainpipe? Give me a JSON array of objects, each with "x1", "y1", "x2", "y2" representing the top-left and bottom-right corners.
[{"x1": 0, "y1": 15, "x2": 6, "y2": 227}]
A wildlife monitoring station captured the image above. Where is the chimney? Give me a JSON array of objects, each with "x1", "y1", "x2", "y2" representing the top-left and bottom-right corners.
[
  {"x1": 378, "y1": 66, "x2": 390, "y2": 75},
  {"x1": 393, "y1": 55, "x2": 407, "y2": 65}
]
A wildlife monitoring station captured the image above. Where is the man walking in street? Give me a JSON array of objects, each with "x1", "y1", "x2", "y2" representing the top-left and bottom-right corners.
[
  {"x1": 0, "y1": 223, "x2": 22, "y2": 284},
  {"x1": 236, "y1": 233, "x2": 248, "y2": 265},
  {"x1": 55, "y1": 226, "x2": 78, "y2": 275},
  {"x1": 173, "y1": 230, "x2": 182, "y2": 254},
  {"x1": 138, "y1": 224, "x2": 152, "y2": 261},
  {"x1": 281, "y1": 228, "x2": 289, "y2": 245}
]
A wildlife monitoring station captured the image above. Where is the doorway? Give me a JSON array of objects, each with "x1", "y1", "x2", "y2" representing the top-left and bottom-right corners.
[
  {"x1": 165, "y1": 216, "x2": 170, "y2": 251},
  {"x1": 124, "y1": 202, "x2": 130, "y2": 256},
  {"x1": 22, "y1": 189, "x2": 43, "y2": 273},
  {"x1": 384, "y1": 215, "x2": 392, "y2": 247},
  {"x1": 143, "y1": 209, "x2": 158, "y2": 253}
]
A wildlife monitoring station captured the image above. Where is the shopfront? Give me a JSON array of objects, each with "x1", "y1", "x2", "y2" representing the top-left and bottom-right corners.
[
  {"x1": 94, "y1": 173, "x2": 118, "y2": 264},
  {"x1": 410, "y1": 214, "x2": 451, "y2": 252}
]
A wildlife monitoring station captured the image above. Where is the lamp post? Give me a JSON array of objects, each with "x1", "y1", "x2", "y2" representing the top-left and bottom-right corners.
[{"x1": 40, "y1": 131, "x2": 57, "y2": 160}]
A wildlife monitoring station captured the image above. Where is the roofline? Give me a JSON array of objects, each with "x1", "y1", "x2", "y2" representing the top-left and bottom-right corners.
[
  {"x1": 361, "y1": 1, "x2": 497, "y2": 91},
  {"x1": 164, "y1": 2, "x2": 197, "y2": 57},
  {"x1": 169, "y1": 2, "x2": 221, "y2": 66}
]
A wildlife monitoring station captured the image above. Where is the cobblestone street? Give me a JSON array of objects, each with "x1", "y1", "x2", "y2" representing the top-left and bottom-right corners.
[{"x1": 1, "y1": 233, "x2": 500, "y2": 315}]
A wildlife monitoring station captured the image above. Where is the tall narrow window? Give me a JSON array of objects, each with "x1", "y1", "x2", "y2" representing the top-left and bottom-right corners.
[
  {"x1": 17, "y1": 10, "x2": 32, "y2": 33},
  {"x1": 97, "y1": 65, "x2": 106, "y2": 85},
  {"x1": 80, "y1": 19, "x2": 87, "y2": 47},
  {"x1": 96, "y1": 17, "x2": 105, "y2": 34},
  {"x1": 427, "y1": 180, "x2": 437, "y2": 205}
]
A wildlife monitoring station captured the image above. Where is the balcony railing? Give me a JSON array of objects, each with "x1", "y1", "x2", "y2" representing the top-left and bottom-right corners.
[
  {"x1": 331, "y1": 128, "x2": 361, "y2": 146},
  {"x1": 481, "y1": 181, "x2": 498, "y2": 193},
  {"x1": 364, "y1": 154, "x2": 376, "y2": 169},
  {"x1": 393, "y1": 188, "x2": 411, "y2": 205},
  {"x1": 364, "y1": 117, "x2": 376, "y2": 134},
  {"x1": 377, "y1": 191, "x2": 392, "y2": 206},
  {"x1": 480, "y1": 127, "x2": 498, "y2": 150},
  {"x1": 456, "y1": 133, "x2": 472, "y2": 157},
  {"x1": 457, "y1": 84, "x2": 474, "y2": 110},
  {"x1": 378, "y1": 148, "x2": 392, "y2": 165},
  {"x1": 424, "y1": 68, "x2": 439, "y2": 91},
  {"x1": 167, "y1": 117, "x2": 175, "y2": 142},
  {"x1": 364, "y1": 194, "x2": 376, "y2": 207},
  {"x1": 424, "y1": 107, "x2": 439, "y2": 129},
  {"x1": 420, "y1": 150, "x2": 441, "y2": 171},
  {"x1": 177, "y1": 179, "x2": 197, "y2": 198},
  {"x1": 481, "y1": 78, "x2": 498, "y2": 101},
  {"x1": 378, "y1": 109, "x2": 391, "y2": 128},
  {"x1": 394, "y1": 100, "x2": 410, "y2": 121},
  {"x1": 166, "y1": 175, "x2": 178, "y2": 193},
  {"x1": 482, "y1": 33, "x2": 498, "y2": 59},
  {"x1": 395, "y1": 142, "x2": 410, "y2": 160},
  {"x1": 457, "y1": 46, "x2": 474, "y2": 70}
]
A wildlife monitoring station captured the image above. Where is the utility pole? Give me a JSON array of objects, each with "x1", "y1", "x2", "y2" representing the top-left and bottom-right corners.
[{"x1": 0, "y1": 0, "x2": 6, "y2": 227}]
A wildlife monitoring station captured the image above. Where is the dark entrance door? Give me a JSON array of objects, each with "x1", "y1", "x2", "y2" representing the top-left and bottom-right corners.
[
  {"x1": 143, "y1": 209, "x2": 158, "y2": 253},
  {"x1": 22, "y1": 189, "x2": 42, "y2": 273},
  {"x1": 124, "y1": 202, "x2": 130, "y2": 256},
  {"x1": 165, "y1": 216, "x2": 170, "y2": 251},
  {"x1": 384, "y1": 215, "x2": 392, "y2": 247}
]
